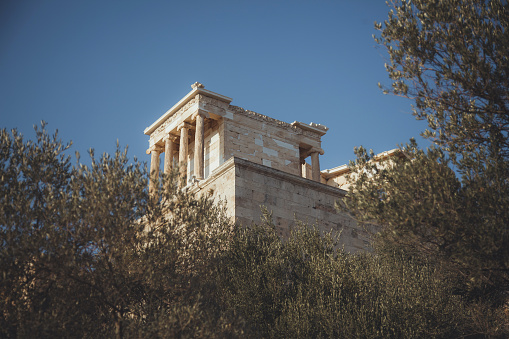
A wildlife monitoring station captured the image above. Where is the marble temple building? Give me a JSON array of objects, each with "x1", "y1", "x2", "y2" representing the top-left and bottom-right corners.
[{"x1": 144, "y1": 82, "x2": 376, "y2": 252}]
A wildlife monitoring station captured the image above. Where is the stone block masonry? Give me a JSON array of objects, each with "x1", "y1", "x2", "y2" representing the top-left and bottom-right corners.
[
  {"x1": 144, "y1": 83, "x2": 376, "y2": 252},
  {"x1": 193, "y1": 157, "x2": 371, "y2": 253}
]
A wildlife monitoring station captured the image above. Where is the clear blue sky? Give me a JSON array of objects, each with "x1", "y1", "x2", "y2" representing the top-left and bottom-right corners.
[{"x1": 1, "y1": 0, "x2": 430, "y2": 170}]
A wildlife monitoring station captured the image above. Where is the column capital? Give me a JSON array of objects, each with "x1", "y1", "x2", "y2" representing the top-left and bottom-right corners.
[
  {"x1": 310, "y1": 147, "x2": 324, "y2": 155},
  {"x1": 192, "y1": 109, "x2": 210, "y2": 120},
  {"x1": 177, "y1": 122, "x2": 193, "y2": 132},
  {"x1": 163, "y1": 133, "x2": 179, "y2": 142},
  {"x1": 146, "y1": 145, "x2": 164, "y2": 155},
  {"x1": 300, "y1": 146, "x2": 324, "y2": 159}
]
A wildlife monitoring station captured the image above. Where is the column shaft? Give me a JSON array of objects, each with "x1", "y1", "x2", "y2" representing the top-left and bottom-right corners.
[
  {"x1": 311, "y1": 152, "x2": 320, "y2": 182},
  {"x1": 149, "y1": 149, "x2": 161, "y2": 194},
  {"x1": 178, "y1": 125, "x2": 189, "y2": 180},
  {"x1": 164, "y1": 136, "x2": 175, "y2": 174},
  {"x1": 194, "y1": 114, "x2": 205, "y2": 180}
]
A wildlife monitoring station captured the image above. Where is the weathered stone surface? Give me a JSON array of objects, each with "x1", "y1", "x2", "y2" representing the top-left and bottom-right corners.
[
  {"x1": 144, "y1": 83, "x2": 377, "y2": 252},
  {"x1": 191, "y1": 157, "x2": 372, "y2": 252}
]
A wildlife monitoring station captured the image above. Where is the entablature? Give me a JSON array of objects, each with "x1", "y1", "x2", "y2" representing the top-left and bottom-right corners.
[{"x1": 145, "y1": 83, "x2": 232, "y2": 147}]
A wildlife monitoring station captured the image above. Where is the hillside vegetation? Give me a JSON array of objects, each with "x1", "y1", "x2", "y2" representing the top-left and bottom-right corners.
[{"x1": 0, "y1": 124, "x2": 506, "y2": 338}]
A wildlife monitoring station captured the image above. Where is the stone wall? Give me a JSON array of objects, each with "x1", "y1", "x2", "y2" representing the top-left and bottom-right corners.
[
  {"x1": 195, "y1": 157, "x2": 372, "y2": 253},
  {"x1": 322, "y1": 173, "x2": 351, "y2": 190},
  {"x1": 223, "y1": 107, "x2": 301, "y2": 176},
  {"x1": 192, "y1": 156, "x2": 237, "y2": 219}
]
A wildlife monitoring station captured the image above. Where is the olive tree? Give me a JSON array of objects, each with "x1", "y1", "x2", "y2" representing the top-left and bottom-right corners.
[
  {"x1": 375, "y1": 0, "x2": 509, "y2": 160},
  {"x1": 0, "y1": 124, "x2": 236, "y2": 338},
  {"x1": 340, "y1": 3, "x2": 508, "y2": 330}
]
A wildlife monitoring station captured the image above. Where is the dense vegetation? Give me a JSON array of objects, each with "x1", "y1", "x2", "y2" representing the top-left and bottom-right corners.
[
  {"x1": 1, "y1": 123, "x2": 506, "y2": 338},
  {"x1": 341, "y1": 0, "x2": 508, "y2": 336}
]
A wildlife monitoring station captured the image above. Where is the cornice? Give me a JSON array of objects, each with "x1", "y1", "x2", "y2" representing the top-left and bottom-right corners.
[
  {"x1": 229, "y1": 105, "x2": 326, "y2": 140},
  {"x1": 291, "y1": 121, "x2": 328, "y2": 136},
  {"x1": 194, "y1": 156, "x2": 346, "y2": 197},
  {"x1": 321, "y1": 164, "x2": 350, "y2": 179},
  {"x1": 232, "y1": 157, "x2": 346, "y2": 196}
]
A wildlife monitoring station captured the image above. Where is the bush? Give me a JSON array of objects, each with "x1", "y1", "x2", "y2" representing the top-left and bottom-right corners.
[{"x1": 218, "y1": 212, "x2": 482, "y2": 338}]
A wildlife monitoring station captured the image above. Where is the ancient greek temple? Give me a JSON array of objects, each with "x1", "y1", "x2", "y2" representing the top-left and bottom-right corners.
[{"x1": 144, "y1": 82, "x2": 375, "y2": 251}]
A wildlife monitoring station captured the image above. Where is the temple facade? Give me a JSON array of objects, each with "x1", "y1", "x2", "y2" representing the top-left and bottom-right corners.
[{"x1": 144, "y1": 83, "x2": 373, "y2": 252}]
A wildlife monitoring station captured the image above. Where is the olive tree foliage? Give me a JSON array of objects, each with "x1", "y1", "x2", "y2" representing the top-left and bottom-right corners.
[
  {"x1": 375, "y1": 0, "x2": 509, "y2": 161},
  {"x1": 368, "y1": 0, "x2": 509, "y2": 291},
  {"x1": 0, "y1": 123, "x2": 236, "y2": 338},
  {"x1": 340, "y1": 142, "x2": 508, "y2": 336},
  {"x1": 342, "y1": 143, "x2": 508, "y2": 300},
  {"x1": 340, "y1": 0, "x2": 509, "y2": 323},
  {"x1": 1, "y1": 124, "x2": 504, "y2": 337}
]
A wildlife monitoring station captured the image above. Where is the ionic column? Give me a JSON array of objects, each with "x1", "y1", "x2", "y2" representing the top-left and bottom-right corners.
[
  {"x1": 163, "y1": 135, "x2": 176, "y2": 174},
  {"x1": 300, "y1": 159, "x2": 306, "y2": 178},
  {"x1": 310, "y1": 152, "x2": 320, "y2": 182},
  {"x1": 193, "y1": 110, "x2": 209, "y2": 180},
  {"x1": 146, "y1": 145, "x2": 163, "y2": 194},
  {"x1": 310, "y1": 148, "x2": 324, "y2": 182},
  {"x1": 178, "y1": 122, "x2": 191, "y2": 181}
]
